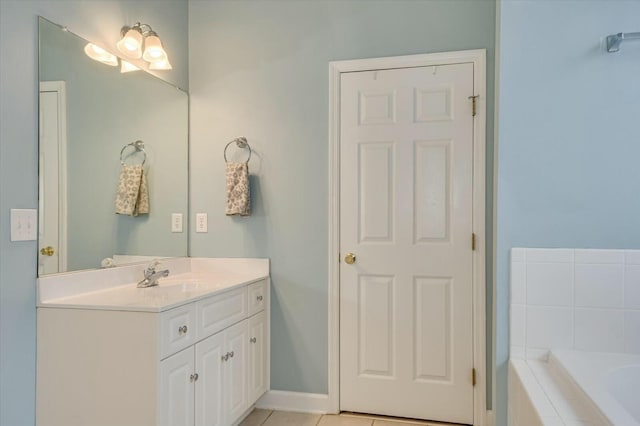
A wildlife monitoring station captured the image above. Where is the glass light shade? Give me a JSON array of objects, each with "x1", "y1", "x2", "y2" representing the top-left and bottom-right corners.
[
  {"x1": 83, "y1": 43, "x2": 118, "y2": 66},
  {"x1": 120, "y1": 60, "x2": 140, "y2": 73},
  {"x1": 116, "y1": 28, "x2": 143, "y2": 59},
  {"x1": 142, "y1": 35, "x2": 167, "y2": 62},
  {"x1": 149, "y1": 58, "x2": 172, "y2": 70}
]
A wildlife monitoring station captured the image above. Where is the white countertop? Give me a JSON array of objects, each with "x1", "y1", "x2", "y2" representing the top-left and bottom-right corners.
[{"x1": 37, "y1": 258, "x2": 269, "y2": 313}]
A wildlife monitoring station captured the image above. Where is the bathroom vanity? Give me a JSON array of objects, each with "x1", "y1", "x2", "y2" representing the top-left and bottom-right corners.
[{"x1": 36, "y1": 258, "x2": 269, "y2": 426}]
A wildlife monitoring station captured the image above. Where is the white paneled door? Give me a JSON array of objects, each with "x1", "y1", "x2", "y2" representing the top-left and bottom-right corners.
[
  {"x1": 39, "y1": 82, "x2": 67, "y2": 275},
  {"x1": 339, "y1": 64, "x2": 475, "y2": 424}
]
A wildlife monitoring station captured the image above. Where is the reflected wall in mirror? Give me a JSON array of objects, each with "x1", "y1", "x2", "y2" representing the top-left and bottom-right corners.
[{"x1": 38, "y1": 17, "x2": 188, "y2": 275}]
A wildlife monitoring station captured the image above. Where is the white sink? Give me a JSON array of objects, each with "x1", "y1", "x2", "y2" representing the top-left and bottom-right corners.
[
  {"x1": 37, "y1": 258, "x2": 270, "y2": 312},
  {"x1": 156, "y1": 279, "x2": 203, "y2": 292}
]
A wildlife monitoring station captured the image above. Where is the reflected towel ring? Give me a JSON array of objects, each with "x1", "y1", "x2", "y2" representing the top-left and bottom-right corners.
[
  {"x1": 224, "y1": 137, "x2": 252, "y2": 163},
  {"x1": 120, "y1": 140, "x2": 147, "y2": 166}
]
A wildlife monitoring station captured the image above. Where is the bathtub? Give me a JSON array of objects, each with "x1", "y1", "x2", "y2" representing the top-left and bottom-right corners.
[
  {"x1": 509, "y1": 350, "x2": 640, "y2": 425},
  {"x1": 551, "y1": 351, "x2": 640, "y2": 425}
]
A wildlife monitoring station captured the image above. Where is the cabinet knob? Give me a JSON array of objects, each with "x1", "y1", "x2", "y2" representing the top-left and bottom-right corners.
[
  {"x1": 229, "y1": 351, "x2": 234, "y2": 358},
  {"x1": 250, "y1": 337, "x2": 257, "y2": 344},
  {"x1": 257, "y1": 295, "x2": 263, "y2": 301},
  {"x1": 344, "y1": 253, "x2": 356, "y2": 264},
  {"x1": 221, "y1": 353, "x2": 229, "y2": 362},
  {"x1": 178, "y1": 325, "x2": 188, "y2": 335},
  {"x1": 190, "y1": 373, "x2": 198, "y2": 382}
]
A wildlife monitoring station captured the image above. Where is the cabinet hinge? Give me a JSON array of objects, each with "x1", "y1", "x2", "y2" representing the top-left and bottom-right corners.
[
  {"x1": 468, "y1": 95, "x2": 479, "y2": 117},
  {"x1": 472, "y1": 233, "x2": 476, "y2": 251},
  {"x1": 472, "y1": 368, "x2": 477, "y2": 386}
]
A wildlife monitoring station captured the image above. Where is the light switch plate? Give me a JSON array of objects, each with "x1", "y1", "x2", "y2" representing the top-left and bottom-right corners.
[
  {"x1": 171, "y1": 213, "x2": 183, "y2": 233},
  {"x1": 11, "y1": 209, "x2": 37, "y2": 241},
  {"x1": 196, "y1": 213, "x2": 208, "y2": 233}
]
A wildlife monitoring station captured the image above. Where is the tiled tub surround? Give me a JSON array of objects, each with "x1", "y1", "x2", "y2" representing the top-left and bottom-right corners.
[
  {"x1": 509, "y1": 248, "x2": 640, "y2": 425},
  {"x1": 510, "y1": 248, "x2": 640, "y2": 358}
]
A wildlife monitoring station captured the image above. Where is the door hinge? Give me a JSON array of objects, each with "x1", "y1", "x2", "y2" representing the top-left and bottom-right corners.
[
  {"x1": 472, "y1": 368, "x2": 477, "y2": 386},
  {"x1": 468, "y1": 95, "x2": 479, "y2": 116},
  {"x1": 471, "y1": 233, "x2": 476, "y2": 251}
]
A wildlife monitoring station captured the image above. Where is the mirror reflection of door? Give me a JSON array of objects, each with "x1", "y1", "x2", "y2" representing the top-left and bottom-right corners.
[{"x1": 39, "y1": 81, "x2": 67, "y2": 275}]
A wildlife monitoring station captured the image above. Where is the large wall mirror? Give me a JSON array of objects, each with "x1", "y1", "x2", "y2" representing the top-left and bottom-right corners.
[{"x1": 38, "y1": 17, "x2": 188, "y2": 275}]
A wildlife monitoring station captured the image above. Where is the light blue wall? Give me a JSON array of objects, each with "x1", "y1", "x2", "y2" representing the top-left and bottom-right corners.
[
  {"x1": 189, "y1": 0, "x2": 496, "y2": 396},
  {"x1": 496, "y1": 1, "x2": 640, "y2": 424},
  {"x1": 0, "y1": 2, "x2": 188, "y2": 425}
]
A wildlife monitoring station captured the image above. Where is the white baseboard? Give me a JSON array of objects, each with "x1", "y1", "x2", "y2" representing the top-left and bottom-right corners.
[
  {"x1": 256, "y1": 390, "x2": 330, "y2": 414},
  {"x1": 257, "y1": 390, "x2": 491, "y2": 423}
]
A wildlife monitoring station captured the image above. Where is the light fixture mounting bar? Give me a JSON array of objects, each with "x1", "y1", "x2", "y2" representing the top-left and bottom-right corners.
[
  {"x1": 606, "y1": 31, "x2": 640, "y2": 53},
  {"x1": 120, "y1": 22, "x2": 156, "y2": 37}
]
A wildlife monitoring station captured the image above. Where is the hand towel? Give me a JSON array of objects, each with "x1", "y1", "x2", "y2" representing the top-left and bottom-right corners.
[
  {"x1": 225, "y1": 162, "x2": 250, "y2": 216},
  {"x1": 115, "y1": 164, "x2": 149, "y2": 216}
]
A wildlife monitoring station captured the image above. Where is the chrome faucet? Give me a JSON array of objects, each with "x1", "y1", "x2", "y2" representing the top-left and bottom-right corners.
[{"x1": 137, "y1": 260, "x2": 169, "y2": 288}]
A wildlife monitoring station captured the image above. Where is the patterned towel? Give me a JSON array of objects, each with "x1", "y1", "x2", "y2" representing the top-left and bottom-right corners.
[
  {"x1": 225, "y1": 162, "x2": 250, "y2": 216},
  {"x1": 115, "y1": 164, "x2": 149, "y2": 216}
]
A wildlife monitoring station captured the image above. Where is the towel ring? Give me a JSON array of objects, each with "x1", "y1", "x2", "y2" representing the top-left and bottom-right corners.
[
  {"x1": 120, "y1": 140, "x2": 147, "y2": 166},
  {"x1": 224, "y1": 137, "x2": 252, "y2": 163}
]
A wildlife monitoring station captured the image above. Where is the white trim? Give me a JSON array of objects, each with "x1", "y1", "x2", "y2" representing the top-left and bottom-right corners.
[
  {"x1": 256, "y1": 391, "x2": 330, "y2": 414},
  {"x1": 327, "y1": 53, "x2": 341, "y2": 416},
  {"x1": 328, "y1": 50, "x2": 488, "y2": 425},
  {"x1": 486, "y1": 409, "x2": 495, "y2": 426},
  {"x1": 39, "y1": 81, "x2": 68, "y2": 273},
  {"x1": 492, "y1": 1, "x2": 502, "y2": 416}
]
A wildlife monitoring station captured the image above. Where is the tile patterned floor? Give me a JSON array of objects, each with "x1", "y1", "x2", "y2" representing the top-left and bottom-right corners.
[{"x1": 239, "y1": 409, "x2": 463, "y2": 426}]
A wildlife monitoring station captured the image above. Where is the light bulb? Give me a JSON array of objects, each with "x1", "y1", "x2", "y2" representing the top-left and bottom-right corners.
[
  {"x1": 142, "y1": 35, "x2": 167, "y2": 62},
  {"x1": 116, "y1": 28, "x2": 143, "y2": 59},
  {"x1": 149, "y1": 58, "x2": 172, "y2": 70},
  {"x1": 84, "y1": 43, "x2": 118, "y2": 66},
  {"x1": 120, "y1": 60, "x2": 140, "y2": 73}
]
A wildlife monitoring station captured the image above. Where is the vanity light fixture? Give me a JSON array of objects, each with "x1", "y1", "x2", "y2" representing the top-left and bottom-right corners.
[
  {"x1": 83, "y1": 43, "x2": 118, "y2": 66},
  {"x1": 120, "y1": 60, "x2": 140, "y2": 73},
  {"x1": 149, "y1": 58, "x2": 172, "y2": 70},
  {"x1": 116, "y1": 27, "x2": 143, "y2": 59},
  {"x1": 116, "y1": 22, "x2": 171, "y2": 70}
]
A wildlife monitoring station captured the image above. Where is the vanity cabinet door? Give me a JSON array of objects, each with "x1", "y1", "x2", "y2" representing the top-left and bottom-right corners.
[
  {"x1": 195, "y1": 331, "x2": 225, "y2": 426},
  {"x1": 160, "y1": 346, "x2": 195, "y2": 426},
  {"x1": 224, "y1": 320, "x2": 249, "y2": 423},
  {"x1": 248, "y1": 311, "x2": 267, "y2": 404}
]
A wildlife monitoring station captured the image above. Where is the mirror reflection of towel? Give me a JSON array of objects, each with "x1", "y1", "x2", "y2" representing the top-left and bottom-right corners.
[
  {"x1": 115, "y1": 164, "x2": 149, "y2": 216},
  {"x1": 226, "y1": 162, "x2": 250, "y2": 216}
]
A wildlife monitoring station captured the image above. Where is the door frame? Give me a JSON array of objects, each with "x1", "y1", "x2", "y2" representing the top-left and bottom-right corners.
[
  {"x1": 327, "y1": 50, "x2": 487, "y2": 425},
  {"x1": 39, "y1": 80, "x2": 68, "y2": 274}
]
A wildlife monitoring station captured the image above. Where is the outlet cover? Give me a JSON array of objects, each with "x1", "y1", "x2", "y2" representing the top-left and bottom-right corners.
[
  {"x1": 196, "y1": 213, "x2": 208, "y2": 233},
  {"x1": 171, "y1": 213, "x2": 183, "y2": 233}
]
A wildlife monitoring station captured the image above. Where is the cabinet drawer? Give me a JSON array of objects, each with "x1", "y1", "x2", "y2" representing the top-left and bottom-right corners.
[
  {"x1": 160, "y1": 304, "x2": 196, "y2": 359},
  {"x1": 196, "y1": 287, "x2": 247, "y2": 340},
  {"x1": 247, "y1": 280, "x2": 267, "y2": 317}
]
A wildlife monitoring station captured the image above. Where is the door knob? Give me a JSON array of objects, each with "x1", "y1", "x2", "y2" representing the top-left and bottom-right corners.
[
  {"x1": 40, "y1": 246, "x2": 55, "y2": 256},
  {"x1": 344, "y1": 253, "x2": 356, "y2": 265}
]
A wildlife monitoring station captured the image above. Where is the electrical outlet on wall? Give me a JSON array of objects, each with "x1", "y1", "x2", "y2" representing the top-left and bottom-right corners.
[
  {"x1": 171, "y1": 213, "x2": 183, "y2": 233},
  {"x1": 196, "y1": 213, "x2": 208, "y2": 233}
]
